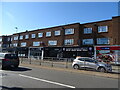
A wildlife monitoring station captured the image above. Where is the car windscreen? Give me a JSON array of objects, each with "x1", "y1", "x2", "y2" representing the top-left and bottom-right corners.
[{"x1": 5, "y1": 54, "x2": 18, "y2": 59}]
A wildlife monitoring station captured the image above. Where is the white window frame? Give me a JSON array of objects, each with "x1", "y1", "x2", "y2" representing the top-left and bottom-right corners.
[
  {"x1": 21, "y1": 42, "x2": 27, "y2": 47},
  {"x1": 31, "y1": 34, "x2": 36, "y2": 38},
  {"x1": 0, "y1": 38, "x2": 2, "y2": 42},
  {"x1": 13, "y1": 43, "x2": 18, "y2": 47},
  {"x1": 97, "y1": 38, "x2": 110, "y2": 44},
  {"x1": 64, "y1": 39, "x2": 74, "y2": 45},
  {"x1": 20, "y1": 35, "x2": 23, "y2": 40},
  {"x1": 55, "y1": 30, "x2": 60, "y2": 36},
  {"x1": 98, "y1": 26, "x2": 108, "y2": 33},
  {"x1": 82, "y1": 39, "x2": 93, "y2": 45},
  {"x1": 38, "y1": 33, "x2": 43, "y2": 38},
  {"x1": 25, "y1": 35, "x2": 29, "y2": 39},
  {"x1": 65, "y1": 28, "x2": 74, "y2": 35},
  {"x1": 48, "y1": 40, "x2": 57, "y2": 46},
  {"x1": 84, "y1": 28, "x2": 92, "y2": 34},
  {"x1": 33, "y1": 41, "x2": 40, "y2": 46},
  {"x1": 46, "y1": 32, "x2": 51, "y2": 37},
  {"x1": 14, "y1": 36, "x2": 18, "y2": 40}
]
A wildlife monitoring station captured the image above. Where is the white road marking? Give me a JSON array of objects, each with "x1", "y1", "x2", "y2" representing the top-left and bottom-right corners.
[{"x1": 19, "y1": 74, "x2": 75, "y2": 88}]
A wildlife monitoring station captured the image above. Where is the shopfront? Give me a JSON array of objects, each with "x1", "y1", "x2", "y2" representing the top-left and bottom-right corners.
[
  {"x1": 44, "y1": 46, "x2": 94, "y2": 58},
  {"x1": 94, "y1": 46, "x2": 120, "y2": 63}
]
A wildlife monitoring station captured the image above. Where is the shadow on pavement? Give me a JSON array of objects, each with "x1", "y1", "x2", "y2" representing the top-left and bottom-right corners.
[
  {"x1": 8, "y1": 67, "x2": 32, "y2": 72},
  {"x1": 0, "y1": 86, "x2": 23, "y2": 90}
]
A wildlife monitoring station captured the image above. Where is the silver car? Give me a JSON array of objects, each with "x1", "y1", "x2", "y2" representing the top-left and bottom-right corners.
[{"x1": 72, "y1": 57, "x2": 112, "y2": 72}]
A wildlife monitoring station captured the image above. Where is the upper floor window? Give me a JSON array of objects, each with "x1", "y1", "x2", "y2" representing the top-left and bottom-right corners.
[
  {"x1": 13, "y1": 43, "x2": 18, "y2": 47},
  {"x1": 14, "y1": 36, "x2": 18, "y2": 40},
  {"x1": 33, "y1": 41, "x2": 40, "y2": 46},
  {"x1": 20, "y1": 35, "x2": 23, "y2": 40},
  {"x1": 55, "y1": 30, "x2": 60, "y2": 36},
  {"x1": 97, "y1": 38, "x2": 109, "y2": 44},
  {"x1": 0, "y1": 38, "x2": 2, "y2": 42},
  {"x1": 38, "y1": 33, "x2": 43, "y2": 38},
  {"x1": 65, "y1": 28, "x2": 74, "y2": 35},
  {"x1": 25, "y1": 35, "x2": 29, "y2": 39},
  {"x1": 98, "y1": 26, "x2": 108, "y2": 33},
  {"x1": 7, "y1": 37, "x2": 10, "y2": 41},
  {"x1": 84, "y1": 28, "x2": 92, "y2": 34},
  {"x1": 31, "y1": 34, "x2": 36, "y2": 38},
  {"x1": 46, "y1": 32, "x2": 51, "y2": 37},
  {"x1": 11, "y1": 37, "x2": 13, "y2": 41},
  {"x1": 21, "y1": 42, "x2": 27, "y2": 47},
  {"x1": 82, "y1": 39, "x2": 93, "y2": 45},
  {"x1": 48, "y1": 40, "x2": 57, "y2": 46},
  {"x1": 64, "y1": 39, "x2": 74, "y2": 45}
]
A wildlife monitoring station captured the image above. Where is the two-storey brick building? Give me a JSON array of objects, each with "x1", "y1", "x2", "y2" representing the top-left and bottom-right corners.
[{"x1": 0, "y1": 16, "x2": 120, "y2": 58}]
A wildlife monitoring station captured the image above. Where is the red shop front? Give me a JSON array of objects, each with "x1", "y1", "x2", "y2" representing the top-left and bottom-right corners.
[{"x1": 94, "y1": 46, "x2": 120, "y2": 63}]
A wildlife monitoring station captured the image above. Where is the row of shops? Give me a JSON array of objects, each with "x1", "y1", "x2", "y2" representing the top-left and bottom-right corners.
[{"x1": 1, "y1": 45, "x2": 120, "y2": 62}]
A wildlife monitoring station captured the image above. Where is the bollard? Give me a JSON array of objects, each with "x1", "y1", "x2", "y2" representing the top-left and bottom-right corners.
[
  {"x1": 29, "y1": 57, "x2": 31, "y2": 64},
  {"x1": 39, "y1": 57, "x2": 41, "y2": 66},
  {"x1": 66, "y1": 58, "x2": 68, "y2": 68},
  {"x1": 51, "y1": 58, "x2": 53, "y2": 67}
]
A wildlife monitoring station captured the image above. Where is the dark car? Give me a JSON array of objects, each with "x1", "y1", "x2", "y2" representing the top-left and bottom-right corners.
[{"x1": 0, "y1": 53, "x2": 19, "y2": 69}]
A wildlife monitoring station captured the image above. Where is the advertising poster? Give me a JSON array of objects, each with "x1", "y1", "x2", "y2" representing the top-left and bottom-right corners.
[{"x1": 95, "y1": 46, "x2": 120, "y2": 63}]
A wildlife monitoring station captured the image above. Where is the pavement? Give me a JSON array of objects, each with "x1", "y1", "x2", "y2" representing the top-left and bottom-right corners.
[{"x1": 20, "y1": 63, "x2": 119, "y2": 79}]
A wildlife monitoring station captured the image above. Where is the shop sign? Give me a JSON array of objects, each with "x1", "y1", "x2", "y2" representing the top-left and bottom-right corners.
[{"x1": 63, "y1": 47, "x2": 88, "y2": 51}]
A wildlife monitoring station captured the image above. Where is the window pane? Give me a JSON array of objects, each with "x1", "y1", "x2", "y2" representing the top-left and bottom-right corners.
[
  {"x1": 83, "y1": 39, "x2": 93, "y2": 45},
  {"x1": 48, "y1": 40, "x2": 57, "y2": 45},
  {"x1": 31, "y1": 34, "x2": 36, "y2": 38},
  {"x1": 84, "y1": 28, "x2": 92, "y2": 34},
  {"x1": 98, "y1": 26, "x2": 108, "y2": 33},
  {"x1": 46, "y1": 32, "x2": 51, "y2": 37},
  {"x1": 65, "y1": 28, "x2": 74, "y2": 35},
  {"x1": 14, "y1": 36, "x2": 18, "y2": 40},
  {"x1": 33, "y1": 42, "x2": 40, "y2": 46},
  {"x1": 38, "y1": 33, "x2": 43, "y2": 37},
  {"x1": 25, "y1": 35, "x2": 29, "y2": 39},
  {"x1": 20, "y1": 36, "x2": 23, "y2": 40},
  {"x1": 21, "y1": 42, "x2": 26, "y2": 47},
  {"x1": 55, "y1": 30, "x2": 60, "y2": 36},
  {"x1": 64, "y1": 39, "x2": 74, "y2": 45},
  {"x1": 97, "y1": 38, "x2": 109, "y2": 44}
]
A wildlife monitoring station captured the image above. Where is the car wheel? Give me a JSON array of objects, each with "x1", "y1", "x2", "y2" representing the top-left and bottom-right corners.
[
  {"x1": 73, "y1": 64, "x2": 79, "y2": 69},
  {"x1": 98, "y1": 67, "x2": 106, "y2": 72}
]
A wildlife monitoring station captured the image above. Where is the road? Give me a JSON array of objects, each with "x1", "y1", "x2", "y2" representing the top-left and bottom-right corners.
[{"x1": 0, "y1": 64, "x2": 119, "y2": 89}]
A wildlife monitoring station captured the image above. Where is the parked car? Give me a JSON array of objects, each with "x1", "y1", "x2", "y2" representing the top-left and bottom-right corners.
[
  {"x1": 72, "y1": 57, "x2": 112, "y2": 72},
  {"x1": 0, "y1": 53, "x2": 19, "y2": 69}
]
